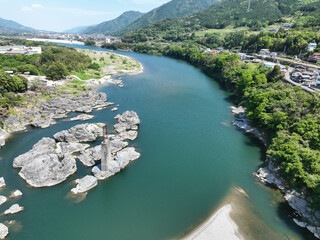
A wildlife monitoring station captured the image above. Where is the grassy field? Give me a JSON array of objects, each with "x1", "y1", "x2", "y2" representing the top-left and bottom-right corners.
[{"x1": 195, "y1": 26, "x2": 249, "y2": 37}]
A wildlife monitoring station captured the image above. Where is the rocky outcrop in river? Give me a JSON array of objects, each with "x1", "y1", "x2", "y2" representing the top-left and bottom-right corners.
[
  {"x1": 0, "y1": 223, "x2": 8, "y2": 239},
  {"x1": 13, "y1": 124, "x2": 103, "y2": 187},
  {"x1": 231, "y1": 106, "x2": 266, "y2": 145},
  {"x1": 255, "y1": 161, "x2": 320, "y2": 239},
  {"x1": 0, "y1": 91, "x2": 111, "y2": 149},
  {"x1": 13, "y1": 111, "x2": 141, "y2": 193}
]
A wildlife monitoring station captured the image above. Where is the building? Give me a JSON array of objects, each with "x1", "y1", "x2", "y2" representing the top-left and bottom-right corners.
[
  {"x1": 0, "y1": 46, "x2": 42, "y2": 55},
  {"x1": 316, "y1": 73, "x2": 320, "y2": 86},
  {"x1": 270, "y1": 52, "x2": 278, "y2": 58},
  {"x1": 308, "y1": 53, "x2": 320, "y2": 63},
  {"x1": 307, "y1": 43, "x2": 317, "y2": 51},
  {"x1": 259, "y1": 49, "x2": 270, "y2": 57},
  {"x1": 105, "y1": 37, "x2": 111, "y2": 44}
]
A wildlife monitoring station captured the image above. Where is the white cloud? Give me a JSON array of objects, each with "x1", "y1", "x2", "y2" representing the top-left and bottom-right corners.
[
  {"x1": 21, "y1": 4, "x2": 43, "y2": 12},
  {"x1": 21, "y1": 6, "x2": 33, "y2": 12},
  {"x1": 31, "y1": 4, "x2": 43, "y2": 9}
]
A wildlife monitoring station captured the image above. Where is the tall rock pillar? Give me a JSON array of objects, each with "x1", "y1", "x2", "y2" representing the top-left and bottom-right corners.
[{"x1": 101, "y1": 124, "x2": 112, "y2": 172}]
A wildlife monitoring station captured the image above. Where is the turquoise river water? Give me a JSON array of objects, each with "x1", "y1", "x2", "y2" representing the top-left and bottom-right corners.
[{"x1": 0, "y1": 44, "x2": 316, "y2": 239}]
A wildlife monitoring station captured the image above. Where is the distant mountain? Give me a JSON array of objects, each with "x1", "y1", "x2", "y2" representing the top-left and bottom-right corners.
[
  {"x1": 83, "y1": 11, "x2": 145, "y2": 35},
  {"x1": 0, "y1": 17, "x2": 37, "y2": 34},
  {"x1": 63, "y1": 26, "x2": 92, "y2": 34},
  {"x1": 112, "y1": 0, "x2": 219, "y2": 36}
]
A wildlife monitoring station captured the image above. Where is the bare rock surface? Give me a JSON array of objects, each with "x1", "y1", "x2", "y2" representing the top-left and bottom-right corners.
[
  {"x1": 0, "y1": 91, "x2": 109, "y2": 149},
  {"x1": 231, "y1": 106, "x2": 266, "y2": 145},
  {"x1": 19, "y1": 154, "x2": 77, "y2": 188},
  {"x1": 11, "y1": 190, "x2": 23, "y2": 198},
  {"x1": 71, "y1": 175, "x2": 98, "y2": 194},
  {"x1": 4, "y1": 204, "x2": 24, "y2": 215},
  {"x1": 0, "y1": 178, "x2": 5, "y2": 188},
  {"x1": 92, "y1": 147, "x2": 140, "y2": 181},
  {"x1": 69, "y1": 114, "x2": 94, "y2": 122},
  {"x1": 54, "y1": 123, "x2": 103, "y2": 143},
  {"x1": 77, "y1": 145, "x2": 102, "y2": 167},
  {"x1": 0, "y1": 196, "x2": 7, "y2": 206},
  {"x1": 0, "y1": 223, "x2": 8, "y2": 239},
  {"x1": 13, "y1": 123, "x2": 104, "y2": 188},
  {"x1": 13, "y1": 138, "x2": 56, "y2": 168},
  {"x1": 114, "y1": 111, "x2": 140, "y2": 133}
]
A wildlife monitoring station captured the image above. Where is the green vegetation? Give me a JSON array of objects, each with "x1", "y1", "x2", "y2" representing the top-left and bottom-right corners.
[
  {"x1": 83, "y1": 11, "x2": 144, "y2": 35},
  {"x1": 0, "y1": 41, "x2": 92, "y2": 80},
  {"x1": 118, "y1": 0, "x2": 320, "y2": 57},
  {"x1": 112, "y1": 0, "x2": 219, "y2": 36},
  {"x1": 0, "y1": 69, "x2": 27, "y2": 109},
  {"x1": 118, "y1": 41, "x2": 320, "y2": 210}
]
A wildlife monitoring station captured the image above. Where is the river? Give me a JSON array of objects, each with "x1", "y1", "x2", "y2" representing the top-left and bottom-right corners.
[{"x1": 0, "y1": 44, "x2": 316, "y2": 239}]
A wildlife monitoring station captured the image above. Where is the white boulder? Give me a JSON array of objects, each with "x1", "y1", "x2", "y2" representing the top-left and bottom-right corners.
[
  {"x1": 71, "y1": 175, "x2": 98, "y2": 194},
  {"x1": 0, "y1": 196, "x2": 7, "y2": 206},
  {"x1": 0, "y1": 223, "x2": 8, "y2": 239},
  {"x1": 0, "y1": 178, "x2": 5, "y2": 188},
  {"x1": 4, "y1": 204, "x2": 24, "y2": 215}
]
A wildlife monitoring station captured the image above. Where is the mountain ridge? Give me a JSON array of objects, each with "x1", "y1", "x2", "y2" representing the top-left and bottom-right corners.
[
  {"x1": 112, "y1": 0, "x2": 219, "y2": 36},
  {"x1": 0, "y1": 17, "x2": 37, "y2": 34}
]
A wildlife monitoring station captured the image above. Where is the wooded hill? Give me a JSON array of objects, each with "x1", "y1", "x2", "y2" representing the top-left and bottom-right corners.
[
  {"x1": 121, "y1": 0, "x2": 320, "y2": 45},
  {"x1": 112, "y1": 0, "x2": 219, "y2": 36},
  {"x1": 82, "y1": 11, "x2": 144, "y2": 35}
]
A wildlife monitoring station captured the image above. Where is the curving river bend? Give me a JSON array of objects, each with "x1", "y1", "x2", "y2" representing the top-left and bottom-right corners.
[{"x1": 0, "y1": 45, "x2": 316, "y2": 239}]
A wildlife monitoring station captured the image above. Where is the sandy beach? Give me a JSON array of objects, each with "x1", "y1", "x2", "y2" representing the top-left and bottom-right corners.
[{"x1": 183, "y1": 204, "x2": 244, "y2": 240}]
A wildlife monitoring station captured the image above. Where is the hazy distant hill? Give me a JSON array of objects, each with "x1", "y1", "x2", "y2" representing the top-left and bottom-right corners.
[
  {"x1": 0, "y1": 17, "x2": 37, "y2": 34},
  {"x1": 83, "y1": 11, "x2": 144, "y2": 35},
  {"x1": 64, "y1": 11, "x2": 144, "y2": 34},
  {"x1": 63, "y1": 26, "x2": 92, "y2": 34},
  {"x1": 112, "y1": 0, "x2": 219, "y2": 36}
]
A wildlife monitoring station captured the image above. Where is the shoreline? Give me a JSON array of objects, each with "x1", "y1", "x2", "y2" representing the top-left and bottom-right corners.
[
  {"x1": 183, "y1": 204, "x2": 244, "y2": 240},
  {"x1": 0, "y1": 47, "x2": 144, "y2": 149},
  {"x1": 182, "y1": 187, "x2": 289, "y2": 240},
  {"x1": 231, "y1": 105, "x2": 320, "y2": 239}
]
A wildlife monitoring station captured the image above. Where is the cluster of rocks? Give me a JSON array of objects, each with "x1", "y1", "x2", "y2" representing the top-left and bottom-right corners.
[
  {"x1": 73, "y1": 111, "x2": 141, "y2": 193},
  {"x1": 12, "y1": 111, "x2": 141, "y2": 196},
  {"x1": 13, "y1": 123, "x2": 104, "y2": 188},
  {"x1": 69, "y1": 114, "x2": 94, "y2": 122},
  {"x1": 231, "y1": 106, "x2": 266, "y2": 146},
  {"x1": 231, "y1": 106, "x2": 320, "y2": 238},
  {"x1": 0, "y1": 91, "x2": 111, "y2": 149},
  {"x1": 255, "y1": 161, "x2": 320, "y2": 238},
  {"x1": 0, "y1": 177, "x2": 24, "y2": 239}
]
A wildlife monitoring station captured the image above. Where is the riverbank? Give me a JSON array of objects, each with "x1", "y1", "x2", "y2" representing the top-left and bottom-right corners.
[
  {"x1": 231, "y1": 105, "x2": 320, "y2": 239},
  {"x1": 114, "y1": 43, "x2": 320, "y2": 238},
  {"x1": 0, "y1": 48, "x2": 143, "y2": 149},
  {"x1": 183, "y1": 204, "x2": 244, "y2": 240},
  {"x1": 183, "y1": 187, "x2": 290, "y2": 240}
]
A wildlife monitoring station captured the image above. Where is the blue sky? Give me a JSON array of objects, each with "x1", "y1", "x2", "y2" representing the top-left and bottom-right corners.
[{"x1": 0, "y1": 0, "x2": 170, "y2": 32}]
